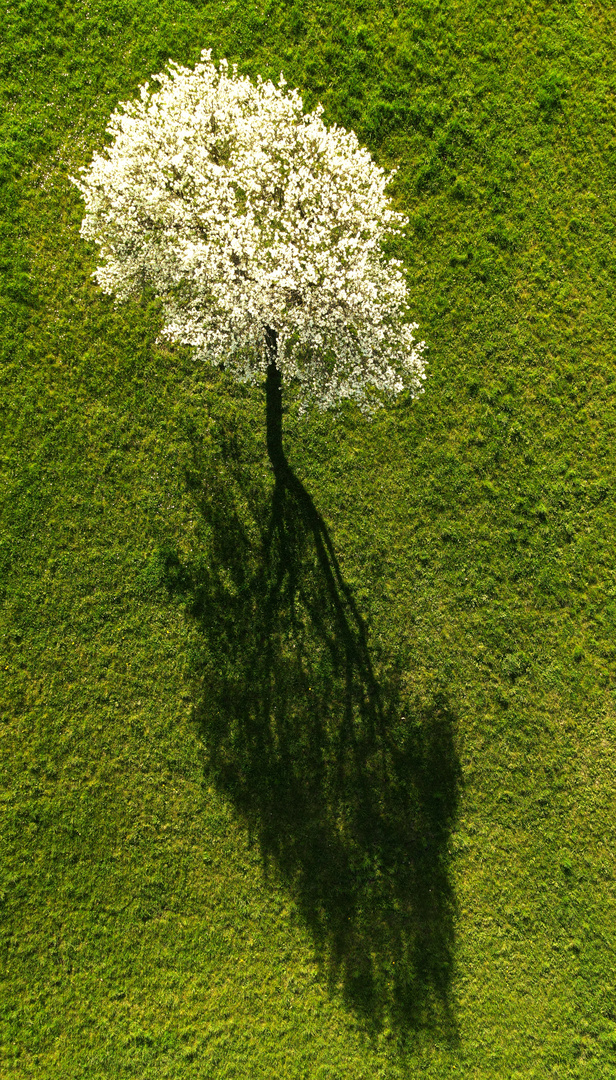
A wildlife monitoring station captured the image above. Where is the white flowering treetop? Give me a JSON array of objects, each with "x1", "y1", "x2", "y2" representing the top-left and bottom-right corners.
[{"x1": 72, "y1": 50, "x2": 425, "y2": 412}]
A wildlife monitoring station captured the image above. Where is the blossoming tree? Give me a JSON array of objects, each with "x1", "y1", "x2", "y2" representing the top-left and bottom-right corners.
[{"x1": 72, "y1": 51, "x2": 425, "y2": 459}]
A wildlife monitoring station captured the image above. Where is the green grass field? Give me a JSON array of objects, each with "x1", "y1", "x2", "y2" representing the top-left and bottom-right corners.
[{"x1": 1, "y1": 0, "x2": 616, "y2": 1075}]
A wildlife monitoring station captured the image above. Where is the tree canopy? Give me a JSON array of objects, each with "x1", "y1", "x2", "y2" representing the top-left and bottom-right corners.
[{"x1": 72, "y1": 51, "x2": 425, "y2": 411}]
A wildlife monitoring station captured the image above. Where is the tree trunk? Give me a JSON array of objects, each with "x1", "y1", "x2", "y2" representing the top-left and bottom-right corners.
[{"x1": 265, "y1": 326, "x2": 286, "y2": 473}]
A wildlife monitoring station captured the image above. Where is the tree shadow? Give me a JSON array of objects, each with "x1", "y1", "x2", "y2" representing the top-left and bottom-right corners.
[{"x1": 175, "y1": 379, "x2": 461, "y2": 1041}]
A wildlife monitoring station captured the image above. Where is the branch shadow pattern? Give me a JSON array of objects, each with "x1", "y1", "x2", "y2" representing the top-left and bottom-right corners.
[{"x1": 179, "y1": 418, "x2": 460, "y2": 1040}]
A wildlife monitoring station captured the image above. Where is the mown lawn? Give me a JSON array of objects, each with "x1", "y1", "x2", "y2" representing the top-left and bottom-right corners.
[{"x1": 1, "y1": 0, "x2": 615, "y2": 1076}]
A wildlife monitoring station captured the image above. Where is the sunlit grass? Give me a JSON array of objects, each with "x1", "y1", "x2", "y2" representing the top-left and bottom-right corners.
[{"x1": 1, "y1": 0, "x2": 615, "y2": 1076}]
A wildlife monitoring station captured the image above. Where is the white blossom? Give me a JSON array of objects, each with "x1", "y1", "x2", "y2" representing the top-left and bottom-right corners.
[{"x1": 71, "y1": 50, "x2": 426, "y2": 411}]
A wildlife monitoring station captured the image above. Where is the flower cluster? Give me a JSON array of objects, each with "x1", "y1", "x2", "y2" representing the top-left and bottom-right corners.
[{"x1": 72, "y1": 51, "x2": 426, "y2": 410}]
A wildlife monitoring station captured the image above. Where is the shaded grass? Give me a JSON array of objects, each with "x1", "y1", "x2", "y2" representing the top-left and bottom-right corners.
[
  {"x1": 180, "y1": 397, "x2": 460, "y2": 1037},
  {"x1": 1, "y1": 0, "x2": 616, "y2": 1076}
]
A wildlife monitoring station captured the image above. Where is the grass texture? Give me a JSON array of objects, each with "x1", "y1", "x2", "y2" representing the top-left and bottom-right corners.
[{"x1": 1, "y1": 0, "x2": 615, "y2": 1076}]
